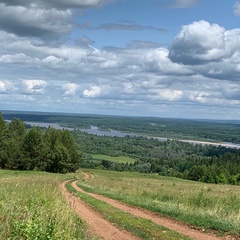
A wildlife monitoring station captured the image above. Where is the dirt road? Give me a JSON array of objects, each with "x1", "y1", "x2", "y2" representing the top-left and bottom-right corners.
[
  {"x1": 61, "y1": 180, "x2": 141, "y2": 240},
  {"x1": 62, "y1": 173, "x2": 232, "y2": 240}
]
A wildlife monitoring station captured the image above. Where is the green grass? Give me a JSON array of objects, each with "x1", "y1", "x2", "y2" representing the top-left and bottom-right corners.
[
  {"x1": 66, "y1": 181, "x2": 191, "y2": 240},
  {"x1": 91, "y1": 154, "x2": 136, "y2": 163},
  {"x1": 75, "y1": 169, "x2": 240, "y2": 237},
  {"x1": 0, "y1": 170, "x2": 90, "y2": 240}
]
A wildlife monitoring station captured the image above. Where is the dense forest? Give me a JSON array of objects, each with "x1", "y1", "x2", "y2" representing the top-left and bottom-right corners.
[
  {"x1": 73, "y1": 131, "x2": 240, "y2": 185},
  {"x1": 0, "y1": 114, "x2": 82, "y2": 173}
]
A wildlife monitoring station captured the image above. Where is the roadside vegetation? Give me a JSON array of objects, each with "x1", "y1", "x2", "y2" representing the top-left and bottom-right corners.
[
  {"x1": 75, "y1": 169, "x2": 240, "y2": 236},
  {"x1": 0, "y1": 170, "x2": 89, "y2": 240}
]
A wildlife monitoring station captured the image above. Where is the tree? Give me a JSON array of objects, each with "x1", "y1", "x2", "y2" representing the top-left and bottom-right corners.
[
  {"x1": 188, "y1": 165, "x2": 207, "y2": 181},
  {"x1": 3, "y1": 118, "x2": 26, "y2": 169},
  {"x1": 0, "y1": 113, "x2": 8, "y2": 168},
  {"x1": 44, "y1": 128, "x2": 82, "y2": 173},
  {"x1": 21, "y1": 127, "x2": 45, "y2": 169},
  {"x1": 59, "y1": 130, "x2": 83, "y2": 171},
  {"x1": 9, "y1": 118, "x2": 25, "y2": 139}
]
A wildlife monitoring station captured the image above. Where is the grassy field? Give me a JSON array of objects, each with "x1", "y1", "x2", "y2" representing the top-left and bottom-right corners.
[
  {"x1": 75, "y1": 169, "x2": 240, "y2": 237},
  {"x1": 0, "y1": 170, "x2": 90, "y2": 240},
  {"x1": 1, "y1": 168, "x2": 240, "y2": 239},
  {"x1": 66, "y1": 181, "x2": 191, "y2": 240},
  {"x1": 91, "y1": 154, "x2": 136, "y2": 163}
]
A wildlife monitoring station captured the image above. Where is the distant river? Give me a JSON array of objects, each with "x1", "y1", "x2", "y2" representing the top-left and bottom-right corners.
[
  {"x1": 15, "y1": 121, "x2": 240, "y2": 149},
  {"x1": 23, "y1": 122, "x2": 138, "y2": 137}
]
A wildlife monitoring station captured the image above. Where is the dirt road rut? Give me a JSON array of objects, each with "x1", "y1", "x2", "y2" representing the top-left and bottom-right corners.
[
  {"x1": 61, "y1": 181, "x2": 141, "y2": 240},
  {"x1": 61, "y1": 172, "x2": 232, "y2": 240}
]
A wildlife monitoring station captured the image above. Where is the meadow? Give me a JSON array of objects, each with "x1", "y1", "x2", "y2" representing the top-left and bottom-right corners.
[
  {"x1": 91, "y1": 154, "x2": 136, "y2": 163},
  {"x1": 66, "y1": 180, "x2": 191, "y2": 240},
  {"x1": 0, "y1": 170, "x2": 89, "y2": 240},
  {"x1": 1, "y1": 168, "x2": 240, "y2": 239},
  {"x1": 75, "y1": 169, "x2": 240, "y2": 236}
]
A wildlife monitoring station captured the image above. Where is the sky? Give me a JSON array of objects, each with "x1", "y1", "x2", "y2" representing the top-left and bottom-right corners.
[{"x1": 0, "y1": 0, "x2": 240, "y2": 119}]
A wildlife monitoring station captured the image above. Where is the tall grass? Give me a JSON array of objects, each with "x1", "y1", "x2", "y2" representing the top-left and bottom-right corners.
[
  {"x1": 0, "y1": 170, "x2": 88, "y2": 240},
  {"x1": 75, "y1": 169, "x2": 240, "y2": 236}
]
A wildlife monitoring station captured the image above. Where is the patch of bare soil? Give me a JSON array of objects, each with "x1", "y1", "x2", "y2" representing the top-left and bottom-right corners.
[
  {"x1": 71, "y1": 179, "x2": 227, "y2": 240},
  {"x1": 60, "y1": 181, "x2": 141, "y2": 240}
]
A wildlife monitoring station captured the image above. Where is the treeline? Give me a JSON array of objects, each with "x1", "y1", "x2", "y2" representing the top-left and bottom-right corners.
[
  {"x1": 73, "y1": 131, "x2": 240, "y2": 185},
  {"x1": 3, "y1": 111, "x2": 240, "y2": 144},
  {"x1": 1, "y1": 111, "x2": 240, "y2": 184},
  {"x1": 0, "y1": 114, "x2": 82, "y2": 173}
]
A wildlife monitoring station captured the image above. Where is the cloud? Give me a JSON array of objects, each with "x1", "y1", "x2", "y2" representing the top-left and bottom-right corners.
[
  {"x1": 95, "y1": 23, "x2": 167, "y2": 32},
  {"x1": 0, "y1": 14, "x2": 240, "y2": 118},
  {"x1": 166, "y1": 0, "x2": 199, "y2": 8},
  {"x1": 0, "y1": 53, "x2": 29, "y2": 63},
  {"x1": 74, "y1": 35, "x2": 96, "y2": 47},
  {"x1": 150, "y1": 89, "x2": 183, "y2": 101},
  {"x1": 169, "y1": 21, "x2": 226, "y2": 64},
  {"x1": 22, "y1": 80, "x2": 47, "y2": 94},
  {"x1": 126, "y1": 40, "x2": 162, "y2": 49},
  {"x1": 62, "y1": 83, "x2": 79, "y2": 96},
  {"x1": 0, "y1": 0, "x2": 117, "y2": 40},
  {"x1": 1, "y1": 20, "x2": 239, "y2": 85},
  {"x1": 222, "y1": 83, "x2": 240, "y2": 100},
  {"x1": 0, "y1": 0, "x2": 115, "y2": 9},
  {"x1": 0, "y1": 81, "x2": 16, "y2": 93},
  {"x1": 41, "y1": 0, "x2": 115, "y2": 9},
  {"x1": 0, "y1": 81, "x2": 6, "y2": 92},
  {"x1": 234, "y1": 1, "x2": 240, "y2": 16},
  {"x1": 0, "y1": 3, "x2": 73, "y2": 39},
  {"x1": 77, "y1": 22, "x2": 167, "y2": 32},
  {"x1": 168, "y1": 21, "x2": 240, "y2": 80},
  {"x1": 83, "y1": 85, "x2": 101, "y2": 97}
]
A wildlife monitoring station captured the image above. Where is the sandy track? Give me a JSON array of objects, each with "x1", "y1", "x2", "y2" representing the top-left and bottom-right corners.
[
  {"x1": 83, "y1": 172, "x2": 94, "y2": 180},
  {"x1": 61, "y1": 181, "x2": 141, "y2": 240},
  {"x1": 71, "y1": 177, "x2": 225, "y2": 240},
  {"x1": 62, "y1": 172, "x2": 235, "y2": 240}
]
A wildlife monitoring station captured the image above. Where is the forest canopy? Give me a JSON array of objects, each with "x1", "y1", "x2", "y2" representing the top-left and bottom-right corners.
[
  {"x1": 0, "y1": 113, "x2": 82, "y2": 173},
  {"x1": 73, "y1": 131, "x2": 240, "y2": 185}
]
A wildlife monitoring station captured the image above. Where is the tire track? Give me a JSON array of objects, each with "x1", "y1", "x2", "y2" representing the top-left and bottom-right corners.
[
  {"x1": 61, "y1": 180, "x2": 141, "y2": 240},
  {"x1": 72, "y1": 177, "x2": 225, "y2": 240}
]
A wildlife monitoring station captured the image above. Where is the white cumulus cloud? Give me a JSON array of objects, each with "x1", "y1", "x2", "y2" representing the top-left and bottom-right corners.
[
  {"x1": 83, "y1": 85, "x2": 101, "y2": 97},
  {"x1": 150, "y1": 89, "x2": 183, "y2": 101},
  {"x1": 169, "y1": 20, "x2": 226, "y2": 64},
  {"x1": 0, "y1": 81, "x2": 6, "y2": 92},
  {"x1": 22, "y1": 80, "x2": 47, "y2": 94},
  {"x1": 62, "y1": 83, "x2": 79, "y2": 96}
]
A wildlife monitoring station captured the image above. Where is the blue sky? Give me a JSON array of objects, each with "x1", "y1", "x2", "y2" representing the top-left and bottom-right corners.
[{"x1": 0, "y1": 0, "x2": 240, "y2": 119}]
